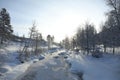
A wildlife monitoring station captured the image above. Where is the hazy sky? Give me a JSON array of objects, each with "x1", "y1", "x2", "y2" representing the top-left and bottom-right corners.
[{"x1": 0, "y1": 0, "x2": 108, "y2": 42}]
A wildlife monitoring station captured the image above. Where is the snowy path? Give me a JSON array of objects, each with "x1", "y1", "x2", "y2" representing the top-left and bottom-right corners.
[{"x1": 15, "y1": 51, "x2": 78, "y2": 80}]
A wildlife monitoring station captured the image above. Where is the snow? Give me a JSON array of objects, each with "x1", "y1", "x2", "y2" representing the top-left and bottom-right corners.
[
  {"x1": 15, "y1": 51, "x2": 79, "y2": 80},
  {"x1": 1, "y1": 61, "x2": 32, "y2": 80},
  {"x1": 0, "y1": 42, "x2": 32, "y2": 80},
  {"x1": 0, "y1": 42, "x2": 20, "y2": 63},
  {"x1": 0, "y1": 41, "x2": 120, "y2": 80},
  {"x1": 68, "y1": 53, "x2": 120, "y2": 80}
]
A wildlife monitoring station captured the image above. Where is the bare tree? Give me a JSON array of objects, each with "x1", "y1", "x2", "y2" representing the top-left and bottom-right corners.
[
  {"x1": 64, "y1": 37, "x2": 70, "y2": 50},
  {"x1": 105, "y1": 0, "x2": 120, "y2": 30},
  {"x1": 70, "y1": 37, "x2": 77, "y2": 50},
  {"x1": 76, "y1": 23, "x2": 97, "y2": 54}
]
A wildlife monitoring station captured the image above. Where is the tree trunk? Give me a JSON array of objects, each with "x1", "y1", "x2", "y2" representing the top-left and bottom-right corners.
[
  {"x1": 0, "y1": 37, "x2": 3, "y2": 44},
  {"x1": 35, "y1": 37, "x2": 38, "y2": 55},
  {"x1": 112, "y1": 46, "x2": 115, "y2": 54},
  {"x1": 86, "y1": 32, "x2": 89, "y2": 55},
  {"x1": 104, "y1": 44, "x2": 106, "y2": 53}
]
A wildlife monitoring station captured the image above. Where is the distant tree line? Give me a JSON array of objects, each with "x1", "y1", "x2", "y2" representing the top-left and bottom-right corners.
[
  {"x1": 61, "y1": 0, "x2": 120, "y2": 54},
  {"x1": 61, "y1": 23, "x2": 97, "y2": 54}
]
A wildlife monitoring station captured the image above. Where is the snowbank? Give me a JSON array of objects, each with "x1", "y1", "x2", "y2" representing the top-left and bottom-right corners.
[
  {"x1": 68, "y1": 53, "x2": 120, "y2": 80},
  {"x1": 0, "y1": 61, "x2": 32, "y2": 80}
]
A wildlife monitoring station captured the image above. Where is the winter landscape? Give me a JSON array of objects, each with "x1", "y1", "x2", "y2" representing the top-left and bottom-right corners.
[{"x1": 0, "y1": 0, "x2": 120, "y2": 80}]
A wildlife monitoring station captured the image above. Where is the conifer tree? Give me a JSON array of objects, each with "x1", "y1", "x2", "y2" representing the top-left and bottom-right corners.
[{"x1": 0, "y1": 8, "x2": 13, "y2": 44}]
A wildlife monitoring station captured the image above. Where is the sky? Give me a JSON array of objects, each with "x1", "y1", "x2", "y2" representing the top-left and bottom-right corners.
[{"x1": 0, "y1": 0, "x2": 108, "y2": 42}]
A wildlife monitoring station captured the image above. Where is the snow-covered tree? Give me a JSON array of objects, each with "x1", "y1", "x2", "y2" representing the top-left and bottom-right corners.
[
  {"x1": 47, "y1": 35, "x2": 55, "y2": 49},
  {"x1": 29, "y1": 23, "x2": 37, "y2": 40},
  {"x1": 29, "y1": 23, "x2": 43, "y2": 55},
  {"x1": 0, "y1": 8, "x2": 13, "y2": 44},
  {"x1": 47, "y1": 35, "x2": 51, "y2": 49}
]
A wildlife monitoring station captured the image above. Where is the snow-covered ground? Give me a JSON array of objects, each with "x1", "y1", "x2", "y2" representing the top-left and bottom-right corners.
[
  {"x1": 0, "y1": 42, "x2": 77, "y2": 80},
  {"x1": 14, "y1": 51, "x2": 120, "y2": 80},
  {"x1": 68, "y1": 53, "x2": 120, "y2": 80},
  {"x1": 15, "y1": 50, "x2": 79, "y2": 80},
  {"x1": 0, "y1": 61, "x2": 32, "y2": 80},
  {"x1": 0, "y1": 42, "x2": 120, "y2": 80},
  {"x1": 0, "y1": 42, "x2": 34, "y2": 80}
]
